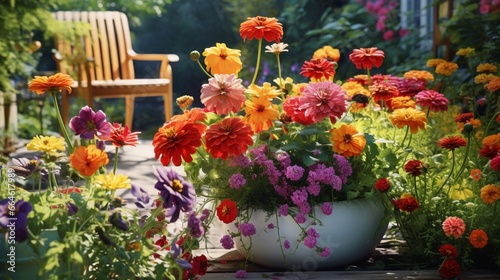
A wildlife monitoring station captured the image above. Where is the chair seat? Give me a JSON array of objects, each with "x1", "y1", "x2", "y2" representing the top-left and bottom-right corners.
[{"x1": 71, "y1": 78, "x2": 171, "y2": 97}]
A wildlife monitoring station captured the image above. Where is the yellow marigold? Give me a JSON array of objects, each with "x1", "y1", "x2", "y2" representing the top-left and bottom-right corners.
[
  {"x1": 470, "y1": 169, "x2": 482, "y2": 182},
  {"x1": 403, "y1": 70, "x2": 434, "y2": 82},
  {"x1": 313, "y1": 46, "x2": 340, "y2": 62},
  {"x1": 480, "y1": 184, "x2": 500, "y2": 204},
  {"x1": 485, "y1": 76, "x2": 500, "y2": 92},
  {"x1": 329, "y1": 124, "x2": 366, "y2": 157},
  {"x1": 476, "y1": 63, "x2": 497, "y2": 73},
  {"x1": 426, "y1": 58, "x2": 447, "y2": 67},
  {"x1": 94, "y1": 173, "x2": 131, "y2": 190},
  {"x1": 203, "y1": 43, "x2": 242, "y2": 75},
  {"x1": 28, "y1": 73, "x2": 74, "y2": 95},
  {"x1": 455, "y1": 47, "x2": 475, "y2": 56},
  {"x1": 247, "y1": 82, "x2": 282, "y2": 99},
  {"x1": 388, "y1": 108, "x2": 427, "y2": 134},
  {"x1": 69, "y1": 144, "x2": 109, "y2": 177},
  {"x1": 341, "y1": 81, "x2": 370, "y2": 99},
  {"x1": 448, "y1": 184, "x2": 474, "y2": 200},
  {"x1": 388, "y1": 96, "x2": 416, "y2": 110},
  {"x1": 244, "y1": 95, "x2": 279, "y2": 133},
  {"x1": 26, "y1": 135, "x2": 65, "y2": 156},
  {"x1": 474, "y1": 73, "x2": 495, "y2": 84},
  {"x1": 435, "y1": 61, "x2": 459, "y2": 76}
]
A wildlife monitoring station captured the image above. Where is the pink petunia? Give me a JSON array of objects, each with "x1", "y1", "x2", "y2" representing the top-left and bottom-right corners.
[
  {"x1": 200, "y1": 74, "x2": 246, "y2": 115},
  {"x1": 442, "y1": 216, "x2": 466, "y2": 239}
]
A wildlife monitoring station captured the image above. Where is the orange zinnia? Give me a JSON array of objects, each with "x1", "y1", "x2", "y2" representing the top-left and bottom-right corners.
[
  {"x1": 485, "y1": 76, "x2": 500, "y2": 92},
  {"x1": 69, "y1": 144, "x2": 109, "y2": 177},
  {"x1": 28, "y1": 73, "x2": 74, "y2": 95},
  {"x1": 152, "y1": 120, "x2": 203, "y2": 166},
  {"x1": 470, "y1": 169, "x2": 482, "y2": 181},
  {"x1": 313, "y1": 46, "x2": 340, "y2": 62},
  {"x1": 480, "y1": 184, "x2": 500, "y2": 204},
  {"x1": 403, "y1": 70, "x2": 434, "y2": 82},
  {"x1": 171, "y1": 107, "x2": 207, "y2": 135},
  {"x1": 239, "y1": 16, "x2": 283, "y2": 43},
  {"x1": 244, "y1": 96, "x2": 280, "y2": 133},
  {"x1": 203, "y1": 43, "x2": 242, "y2": 75},
  {"x1": 329, "y1": 124, "x2": 366, "y2": 157},
  {"x1": 204, "y1": 117, "x2": 254, "y2": 159},
  {"x1": 348, "y1": 47, "x2": 385, "y2": 70},
  {"x1": 388, "y1": 108, "x2": 427, "y2": 134},
  {"x1": 469, "y1": 229, "x2": 488, "y2": 249},
  {"x1": 435, "y1": 61, "x2": 459, "y2": 76}
]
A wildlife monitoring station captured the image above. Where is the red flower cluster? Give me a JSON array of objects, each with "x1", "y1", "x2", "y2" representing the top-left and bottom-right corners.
[
  {"x1": 438, "y1": 135, "x2": 467, "y2": 151},
  {"x1": 391, "y1": 194, "x2": 419, "y2": 212},
  {"x1": 439, "y1": 259, "x2": 461, "y2": 279},
  {"x1": 374, "y1": 178, "x2": 390, "y2": 192},
  {"x1": 438, "y1": 244, "x2": 458, "y2": 259},
  {"x1": 404, "y1": 159, "x2": 428, "y2": 176}
]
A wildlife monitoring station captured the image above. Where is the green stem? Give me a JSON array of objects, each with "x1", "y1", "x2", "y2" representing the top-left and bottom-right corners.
[
  {"x1": 366, "y1": 68, "x2": 372, "y2": 86},
  {"x1": 51, "y1": 92, "x2": 74, "y2": 153},
  {"x1": 413, "y1": 176, "x2": 418, "y2": 202},
  {"x1": 113, "y1": 147, "x2": 119, "y2": 174},
  {"x1": 454, "y1": 133, "x2": 472, "y2": 182},
  {"x1": 276, "y1": 53, "x2": 283, "y2": 89},
  {"x1": 435, "y1": 150, "x2": 456, "y2": 196},
  {"x1": 250, "y1": 39, "x2": 263, "y2": 86},
  {"x1": 196, "y1": 59, "x2": 213, "y2": 78}
]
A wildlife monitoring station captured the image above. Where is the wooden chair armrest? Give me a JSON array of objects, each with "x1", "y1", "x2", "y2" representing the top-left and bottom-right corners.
[{"x1": 128, "y1": 50, "x2": 179, "y2": 79}]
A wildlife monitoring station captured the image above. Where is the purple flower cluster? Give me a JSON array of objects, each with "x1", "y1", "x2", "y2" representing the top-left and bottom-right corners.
[
  {"x1": 283, "y1": 240, "x2": 290, "y2": 249},
  {"x1": 187, "y1": 212, "x2": 204, "y2": 238},
  {"x1": 304, "y1": 228, "x2": 320, "y2": 249},
  {"x1": 320, "y1": 246, "x2": 331, "y2": 257},
  {"x1": 238, "y1": 222, "x2": 256, "y2": 237},
  {"x1": 285, "y1": 165, "x2": 305, "y2": 181},
  {"x1": 235, "y1": 269, "x2": 247, "y2": 278},
  {"x1": 321, "y1": 202, "x2": 333, "y2": 215},
  {"x1": 333, "y1": 154, "x2": 353, "y2": 184},
  {"x1": 220, "y1": 234, "x2": 234, "y2": 249},
  {"x1": 229, "y1": 173, "x2": 246, "y2": 189},
  {"x1": 278, "y1": 204, "x2": 288, "y2": 216}
]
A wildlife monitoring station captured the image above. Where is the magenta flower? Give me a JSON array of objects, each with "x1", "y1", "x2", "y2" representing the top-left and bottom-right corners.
[
  {"x1": 187, "y1": 212, "x2": 204, "y2": 238},
  {"x1": 321, "y1": 202, "x2": 333, "y2": 215},
  {"x1": 415, "y1": 90, "x2": 449, "y2": 112},
  {"x1": 298, "y1": 81, "x2": 348, "y2": 123},
  {"x1": 278, "y1": 204, "x2": 288, "y2": 216},
  {"x1": 284, "y1": 240, "x2": 290, "y2": 249},
  {"x1": 235, "y1": 269, "x2": 247, "y2": 278},
  {"x1": 285, "y1": 165, "x2": 304, "y2": 181},
  {"x1": 220, "y1": 234, "x2": 234, "y2": 249},
  {"x1": 238, "y1": 222, "x2": 256, "y2": 237},
  {"x1": 320, "y1": 247, "x2": 331, "y2": 257},
  {"x1": 229, "y1": 173, "x2": 246, "y2": 189},
  {"x1": 200, "y1": 74, "x2": 246, "y2": 115},
  {"x1": 153, "y1": 166, "x2": 196, "y2": 223},
  {"x1": 69, "y1": 105, "x2": 111, "y2": 139},
  {"x1": 0, "y1": 199, "x2": 32, "y2": 242}
]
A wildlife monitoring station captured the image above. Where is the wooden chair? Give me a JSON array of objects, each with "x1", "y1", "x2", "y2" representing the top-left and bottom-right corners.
[{"x1": 52, "y1": 11, "x2": 179, "y2": 129}]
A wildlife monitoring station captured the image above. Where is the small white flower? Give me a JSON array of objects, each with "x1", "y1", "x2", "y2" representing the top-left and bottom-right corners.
[{"x1": 265, "y1": 43, "x2": 289, "y2": 54}]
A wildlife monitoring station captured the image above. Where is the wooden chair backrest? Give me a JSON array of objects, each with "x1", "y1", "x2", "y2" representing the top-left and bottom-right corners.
[{"x1": 53, "y1": 11, "x2": 136, "y2": 82}]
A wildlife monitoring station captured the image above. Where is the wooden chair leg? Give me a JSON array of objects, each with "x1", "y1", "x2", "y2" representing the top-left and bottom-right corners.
[
  {"x1": 61, "y1": 91, "x2": 70, "y2": 128},
  {"x1": 164, "y1": 93, "x2": 172, "y2": 124},
  {"x1": 125, "y1": 96, "x2": 135, "y2": 129}
]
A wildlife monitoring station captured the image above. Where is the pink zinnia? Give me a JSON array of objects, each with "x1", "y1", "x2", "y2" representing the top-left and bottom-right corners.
[
  {"x1": 298, "y1": 81, "x2": 347, "y2": 123},
  {"x1": 442, "y1": 216, "x2": 466, "y2": 239},
  {"x1": 200, "y1": 74, "x2": 246, "y2": 115},
  {"x1": 415, "y1": 90, "x2": 449, "y2": 112}
]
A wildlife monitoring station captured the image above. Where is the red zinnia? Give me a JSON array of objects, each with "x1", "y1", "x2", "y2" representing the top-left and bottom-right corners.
[
  {"x1": 369, "y1": 80, "x2": 399, "y2": 103},
  {"x1": 404, "y1": 159, "x2": 427, "y2": 176},
  {"x1": 490, "y1": 154, "x2": 500, "y2": 171},
  {"x1": 108, "y1": 123, "x2": 141, "y2": 147},
  {"x1": 469, "y1": 229, "x2": 488, "y2": 249},
  {"x1": 438, "y1": 244, "x2": 458, "y2": 259},
  {"x1": 397, "y1": 194, "x2": 419, "y2": 212},
  {"x1": 439, "y1": 259, "x2": 461, "y2": 279},
  {"x1": 239, "y1": 16, "x2": 283, "y2": 43},
  {"x1": 191, "y1": 255, "x2": 209, "y2": 276},
  {"x1": 216, "y1": 199, "x2": 238, "y2": 224},
  {"x1": 374, "y1": 178, "x2": 391, "y2": 192},
  {"x1": 152, "y1": 120, "x2": 203, "y2": 166},
  {"x1": 204, "y1": 117, "x2": 254, "y2": 159},
  {"x1": 349, "y1": 47, "x2": 385, "y2": 70},
  {"x1": 282, "y1": 96, "x2": 314, "y2": 125},
  {"x1": 300, "y1": 58, "x2": 336, "y2": 81},
  {"x1": 438, "y1": 135, "x2": 467, "y2": 151},
  {"x1": 454, "y1": 112, "x2": 474, "y2": 123},
  {"x1": 415, "y1": 90, "x2": 449, "y2": 112}
]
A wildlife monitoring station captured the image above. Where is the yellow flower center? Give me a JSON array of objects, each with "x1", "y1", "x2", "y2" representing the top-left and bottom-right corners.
[{"x1": 171, "y1": 179, "x2": 183, "y2": 193}]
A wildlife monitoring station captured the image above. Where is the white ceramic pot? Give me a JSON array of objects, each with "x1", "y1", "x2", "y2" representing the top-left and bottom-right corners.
[{"x1": 230, "y1": 198, "x2": 388, "y2": 270}]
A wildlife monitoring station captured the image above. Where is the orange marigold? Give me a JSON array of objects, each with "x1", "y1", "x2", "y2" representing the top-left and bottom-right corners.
[
  {"x1": 476, "y1": 63, "x2": 497, "y2": 73},
  {"x1": 403, "y1": 70, "x2": 434, "y2": 82},
  {"x1": 348, "y1": 47, "x2": 385, "y2": 70},
  {"x1": 239, "y1": 16, "x2": 283, "y2": 43},
  {"x1": 388, "y1": 108, "x2": 427, "y2": 134},
  {"x1": 474, "y1": 74, "x2": 495, "y2": 84},
  {"x1": 480, "y1": 184, "x2": 500, "y2": 204},
  {"x1": 152, "y1": 120, "x2": 203, "y2": 166},
  {"x1": 329, "y1": 124, "x2": 366, "y2": 157},
  {"x1": 485, "y1": 76, "x2": 500, "y2": 92},
  {"x1": 313, "y1": 46, "x2": 340, "y2": 62},
  {"x1": 435, "y1": 61, "x2": 459, "y2": 76},
  {"x1": 28, "y1": 73, "x2": 74, "y2": 95},
  {"x1": 469, "y1": 229, "x2": 488, "y2": 249},
  {"x1": 426, "y1": 58, "x2": 446, "y2": 67},
  {"x1": 470, "y1": 169, "x2": 482, "y2": 181},
  {"x1": 69, "y1": 144, "x2": 109, "y2": 177},
  {"x1": 455, "y1": 47, "x2": 475, "y2": 56},
  {"x1": 387, "y1": 96, "x2": 416, "y2": 110},
  {"x1": 204, "y1": 117, "x2": 254, "y2": 159}
]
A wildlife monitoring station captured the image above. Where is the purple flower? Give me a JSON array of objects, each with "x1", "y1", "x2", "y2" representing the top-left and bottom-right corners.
[
  {"x1": 278, "y1": 204, "x2": 288, "y2": 216},
  {"x1": 153, "y1": 166, "x2": 196, "y2": 223},
  {"x1": 321, "y1": 202, "x2": 333, "y2": 215},
  {"x1": 0, "y1": 199, "x2": 32, "y2": 242},
  {"x1": 306, "y1": 228, "x2": 319, "y2": 238},
  {"x1": 333, "y1": 154, "x2": 352, "y2": 184},
  {"x1": 230, "y1": 155, "x2": 251, "y2": 168},
  {"x1": 229, "y1": 173, "x2": 246, "y2": 189},
  {"x1": 291, "y1": 189, "x2": 308, "y2": 206},
  {"x1": 235, "y1": 269, "x2": 247, "y2": 278},
  {"x1": 187, "y1": 212, "x2": 204, "y2": 238},
  {"x1": 220, "y1": 234, "x2": 234, "y2": 249},
  {"x1": 238, "y1": 222, "x2": 256, "y2": 237},
  {"x1": 294, "y1": 212, "x2": 306, "y2": 224},
  {"x1": 200, "y1": 208, "x2": 211, "y2": 221},
  {"x1": 69, "y1": 105, "x2": 111, "y2": 139},
  {"x1": 285, "y1": 165, "x2": 305, "y2": 181},
  {"x1": 109, "y1": 211, "x2": 128, "y2": 231},
  {"x1": 131, "y1": 184, "x2": 151, "y2": 208},
  {"x1": 67, "y1": 202, "x2": 78, "y2": 216},
  {"x1": 306, "y1": 183, "x2": 321, "y2": 196},
  {"x1": 283, "y1": 240, "x2": 290, "y2": 249},
  {"x1": 320, "y1": 247, "x2": 331, "y2": 257},
  {"x1": 267, "y1": 223, "x2": 275, "y2": 229},
  {"x1": 304, "y1": 236, "x2": 317, "y2": 248},
  {"x1": 11, "y1": 157, "x2": 51, "y2": 181}
]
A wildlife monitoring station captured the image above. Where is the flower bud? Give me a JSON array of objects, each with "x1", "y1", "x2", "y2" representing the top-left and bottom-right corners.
[
  {"x1": 176, "y1": 95, "x2": 194, "y2": 110},
  {"x1": 190, "y1": 51, "x2": 200, "y2": 61},
  {"x1": 463, "y1": 123, "x2": 473, "y2": 134}
]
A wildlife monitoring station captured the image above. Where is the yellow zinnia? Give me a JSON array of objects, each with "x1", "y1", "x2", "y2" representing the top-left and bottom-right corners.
[
  {"x1": 474, "y1": 74, "x2": 495, "y2": 84},
  {"x1": 476, "y1": 63, "x2": 497, "y2": 73},
  {"x1": 329, "y1": 124, "x2": 366, "y2": 157},
  {"x1": 388, "y1": 108, "x2": 427, "y2": 134},
  {"x1": 435, "y1": 61, "x2": 459, "y2": 76},
  {"x1": 448, "y1": 184, "x2": 474, "y2": 200},
  {"x1": 403, "y1": 70, "x2": 434, "y2": 82},
  {"x1": 341, "y1": 81, "x2": 370, "y2": 99},
  {"x1": 26, "y1": 135, "x2": 65, "y2": 156},
  {"x1": 95, "y1": 173, "x2": 131, "y2": 190},
  {"x1": 426, "y1": 58, "x2": 446, "y2": 68},
  {"x1": 203, "y1": 43, "x2": 242, "y2": 75},
  {"x1": 244, "y1": 96, "x2": 279, "y2": 133},
  {"x1": 247, "y1": 82, "x2": 282, "y2": 99},
  {"x1": 313, "y1": 46, "x2": 340, "y2": 62},
  {"x1": 455, "y1": 47, "x2": 475, "y2": 57}
]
